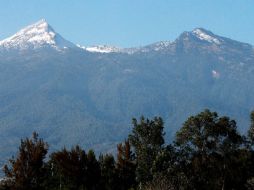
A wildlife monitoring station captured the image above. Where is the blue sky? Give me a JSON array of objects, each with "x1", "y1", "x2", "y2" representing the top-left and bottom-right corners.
[{"x1": 0, "y1": 0, "x2": 253, "y2": 47}]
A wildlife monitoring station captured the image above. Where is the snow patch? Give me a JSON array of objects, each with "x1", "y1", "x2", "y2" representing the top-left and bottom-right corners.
[
  {"x1": 151, "y1": 41, "x2": 171, "y2": 51},
  {"x1": 123, "y1": 69, "x2": 135, "y2": 74},
  {"x1": 192, "y1": 29, "x2": 221, "y2": 45},
  {"x1": 77, "y1": 44, "x2": 121, "y2": 53},
  {"x1": 77, "y1": 41, "x2": 172, "y2": 54},
  {"x1": 212, "y1": 70, "x2": 220, "y2": 79}
]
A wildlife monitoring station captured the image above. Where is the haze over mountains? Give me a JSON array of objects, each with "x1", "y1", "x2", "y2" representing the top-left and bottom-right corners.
[{"x1": 0, "y1": 19, "x2": 254, "y2": 166}]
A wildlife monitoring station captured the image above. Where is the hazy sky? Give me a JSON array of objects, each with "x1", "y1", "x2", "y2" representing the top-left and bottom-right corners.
[{"x1": 0, "y1": 0, "x2": 253, "y2": 47}]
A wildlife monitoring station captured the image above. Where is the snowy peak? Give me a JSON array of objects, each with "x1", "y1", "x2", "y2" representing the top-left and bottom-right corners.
[
  {"x1": 191, "y1": 28, "x2": 221, "y2": 44},
  {"x1": 0, "y1": 19, "x2": 75, "y2": 50}
]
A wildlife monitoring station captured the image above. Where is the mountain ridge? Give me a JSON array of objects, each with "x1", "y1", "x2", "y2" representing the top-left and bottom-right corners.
[
  {"x1": 0, "y1": 20, "x2": 254, "y2": 170},
  {"x1": 1, "y1": 20, "x2": 252, "y2": 54}
]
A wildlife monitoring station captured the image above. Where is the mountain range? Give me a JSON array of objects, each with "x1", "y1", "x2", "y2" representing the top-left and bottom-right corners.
[{"x1": 0, "y1": 19, "x2": 254, "y2": 167}]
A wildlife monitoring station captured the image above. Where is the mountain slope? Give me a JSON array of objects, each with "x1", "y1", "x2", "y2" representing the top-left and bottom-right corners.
[{"x1": 0, "y1": 21, "x2": 254, "y2": 168}]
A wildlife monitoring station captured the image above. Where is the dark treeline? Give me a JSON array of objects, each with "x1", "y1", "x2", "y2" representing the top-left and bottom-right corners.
[{"x1": 1, "y1": 109, "x2": 254, "y2": 190}]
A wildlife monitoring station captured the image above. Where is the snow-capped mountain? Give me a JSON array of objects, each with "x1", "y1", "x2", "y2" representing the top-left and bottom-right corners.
[
  {"x1": 0, "y1": 19, "x2": 76, "y2": 50},
  {"x1": 0, "y1": 20, "x2": 234, "y2": 54},
  {"x1": 0, "y1": 20, "x2": 254, "y2": 169},
  {"x1": 78, "y1": 28, "x2": 226, "y2": 54}
]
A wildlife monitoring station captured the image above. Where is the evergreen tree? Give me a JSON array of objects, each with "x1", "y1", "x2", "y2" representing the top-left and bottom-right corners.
[
  {"x1": 86, "y1": 150, "x2": 101, "y2": 190},
  {"x1": 248, "y1": 111, "x2": 254, "y2": 145},
  {"x1": 129, "y1": 116, "x2": 165, "y2": 185},
  {"x1": 116, "y1": 140, "x2": 136, "y2": 190},
  {"x1": 3, "y1": 132, "x2": 48, "y2": 190},
  {"x1": 49, "y1": 145, "x2": 88, "y2": 190},
  {"x1": 99, "y1": 154, "x2": 118, "y2": 190}
]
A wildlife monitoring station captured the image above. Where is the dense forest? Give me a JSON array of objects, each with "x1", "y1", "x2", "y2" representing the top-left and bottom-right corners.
[{"x1": 1, "y1": 109, "x2": 254, "y2": 190}]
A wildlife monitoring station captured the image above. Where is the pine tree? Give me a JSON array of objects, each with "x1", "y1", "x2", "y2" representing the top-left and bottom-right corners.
[
  {"x1": 86, "y1": 150, "x2": 101, "y2": 190},
  {"x1": 3, "y1": 132, "x2": 48, "y2": 190},
  {"x1": 248, "y1": 111, "x2": 254, "y2": 145},
  {"x1": 129, "y1": 116, "x2": 165, "y2": 185},
  {"x1": 49, "y1": 145, "x2": 88, "y2": 190},
  {"x1": 116, "y1": 140, "x2": 136, "y2": 190},
  {"x1": 99, "y1": 154, "x2": 118, "y2": 190}
]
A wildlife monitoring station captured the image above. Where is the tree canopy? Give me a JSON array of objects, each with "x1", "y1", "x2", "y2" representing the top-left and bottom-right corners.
[{"x1": 1, "y1": 110, "x2": 254, "y2": 190}]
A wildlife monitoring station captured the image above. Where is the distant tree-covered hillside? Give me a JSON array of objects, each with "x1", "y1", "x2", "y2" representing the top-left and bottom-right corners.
[{"x1": 1, "y1": 109, "x2": 254, "y2": 190}]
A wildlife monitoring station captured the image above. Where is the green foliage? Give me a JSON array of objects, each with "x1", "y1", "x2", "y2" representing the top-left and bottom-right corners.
[
  {"x1": 3, "y1": 110, "x2": 254, "y2": 189},
  {"x1": 151, "y1": 145, "x2": 189, "y2": 189},
  {"x1": 176, "y1": 109, "x2": 243, "y2": 154},
  {"x1": 129, "y1": 116, "x2": 165, "y2": 184},
  {"x1": 175, "y1": 109, "x2": 247, "y2": 189}
]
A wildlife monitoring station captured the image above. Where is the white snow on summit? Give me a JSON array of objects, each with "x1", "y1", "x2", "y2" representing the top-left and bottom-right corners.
[
  {"x1": 0, "y1": 19, "x2": 75, "y2": 50},
  {"x1": 77, "y1": 44, "x2": 121, "y2": 53},
  {"x1": 192, "y1": 28, "x2": 221, "y2": 45},
  {"x1": 0, "y1": 21, "x2": 225, "y2": 53},
  {"x1": 78, "y1": 41, "x2": 173, "y2": 54}
]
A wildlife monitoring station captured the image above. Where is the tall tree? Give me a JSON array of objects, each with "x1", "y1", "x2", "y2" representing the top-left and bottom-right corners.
[
  {"x1": 129, "y1": 116, "x2": 165, "y2": 184},
  {"x1": 116, "y1": 140, "x2": 136, "y2": 190},
  {"x1": 49, "y1": 145, "x2": 88, "y2": 190},
  {"x1": 151, "y1": 145, "x2": 189, "y2": 190},
  {"x1": 175, "y1": 109, "x2": 244, "y2": 189},
  {"x1": 86, "y1": 150, "x2": 101, "y2": 190},
  {"x1": 248, "y1": 111, "x2": 254, "y2": 145},
  {"x1": 99, "y1": 154, "x2": 118, "y2": 190},
  {"x1": 3, "y1": 132, "x2": 48, "y2": 190}
]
